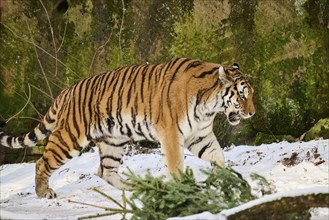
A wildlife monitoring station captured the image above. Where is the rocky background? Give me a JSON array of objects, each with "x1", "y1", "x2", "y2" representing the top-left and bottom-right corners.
[{"x1": 0, "y1": 0, "x2": 328, "y2": 163}]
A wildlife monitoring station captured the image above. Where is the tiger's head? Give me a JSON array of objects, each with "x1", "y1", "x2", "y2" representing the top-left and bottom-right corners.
[{"x1": 218, "y1": 64, "x2": 255, "y2": 125}]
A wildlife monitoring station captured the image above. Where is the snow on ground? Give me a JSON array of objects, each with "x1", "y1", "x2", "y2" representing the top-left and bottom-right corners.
[{"x1": 1, "y1": 139, "x2": 328, "y2": 219}]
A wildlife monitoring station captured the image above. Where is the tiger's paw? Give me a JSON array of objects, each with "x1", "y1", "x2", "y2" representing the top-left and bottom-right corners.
[
  {"x1": 104, "y1": 173, "x2": 131, "y2": 190},
  {"x1": 36, "y1": 188, "x2": 57, "y2": 199}
]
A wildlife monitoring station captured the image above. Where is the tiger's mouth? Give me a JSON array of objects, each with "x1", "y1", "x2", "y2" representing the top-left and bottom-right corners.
[
  {"x1": 228, "y1": 112, "x2": 241, "y2": 125},
  {"x1": 240, "y1": 112, "x2": 251, "y2": 119}
]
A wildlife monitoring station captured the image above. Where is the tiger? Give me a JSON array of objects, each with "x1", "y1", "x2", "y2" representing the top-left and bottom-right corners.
[{"x1": 0, "y1": 58, "x2": 255, "y2": 199}]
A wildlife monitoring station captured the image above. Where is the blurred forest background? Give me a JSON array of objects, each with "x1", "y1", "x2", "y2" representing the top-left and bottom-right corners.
[{"x1": 0, "y1": 0, "x2": 328, "y2": 163}]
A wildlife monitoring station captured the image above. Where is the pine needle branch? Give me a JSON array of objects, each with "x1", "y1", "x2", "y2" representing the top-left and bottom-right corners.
[
  {"x1": 68, "y1": 199, "x2": 114, "y2": 210},
  {"x1": 92, "y1": 187, "x2": 125, "y2": 209},
  {"x1": 78, "y1": 212, "x2": 122, "y2": 220},
  {"x1": 76, "y1": 166, "x2": 277, "y2": 219}
]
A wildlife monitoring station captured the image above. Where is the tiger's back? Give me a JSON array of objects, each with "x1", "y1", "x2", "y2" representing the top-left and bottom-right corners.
[
  {"x1": 0, "y1": 58, "x2": 255, "y2": 198},
  {"x1": 53, "y1": 58, "x2": 221, "y2": 145}
]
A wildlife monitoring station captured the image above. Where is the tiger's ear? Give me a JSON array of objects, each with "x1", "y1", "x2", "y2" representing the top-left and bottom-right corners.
[
  {"x1": 218, "y1": 66, "x2": 226, "y2": 79},
  {"x1": 218, "y1": 66, "x2": 232, "y2": 87},
  {"x1": 232, "y1": 63, "x2": 239, "y2": 70}
]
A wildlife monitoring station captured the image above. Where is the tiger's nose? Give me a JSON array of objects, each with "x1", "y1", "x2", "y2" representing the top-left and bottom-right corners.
[{"x1": 248, "y1": 112, "x2": 255, "y2": 117}]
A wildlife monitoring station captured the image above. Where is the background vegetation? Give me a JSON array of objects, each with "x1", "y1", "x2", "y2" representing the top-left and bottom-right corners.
[{"x1": 0, "y1": 0, "x2": 328, "y2": 163}]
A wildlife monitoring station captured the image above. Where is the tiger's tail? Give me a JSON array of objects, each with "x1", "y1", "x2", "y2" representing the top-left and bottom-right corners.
[{"x1": 0, "y1": 104, "x2": 57, "y2": 149}]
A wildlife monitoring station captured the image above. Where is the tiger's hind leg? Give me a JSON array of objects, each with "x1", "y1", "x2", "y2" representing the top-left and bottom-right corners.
[
  {"x1": 96, "y1": 138, "x2": 129, "y2": 189},
  {"x1": 35, "y1": 131, "x2": 85, "y2": 198}
]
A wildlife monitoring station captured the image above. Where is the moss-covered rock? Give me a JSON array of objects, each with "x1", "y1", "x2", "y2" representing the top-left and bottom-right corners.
[{"x1": 304, "y1": 118, "x2": 329, "y2": 141}]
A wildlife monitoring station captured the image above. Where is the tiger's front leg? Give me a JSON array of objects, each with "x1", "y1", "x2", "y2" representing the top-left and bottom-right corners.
[
  {"x1": 187, "y1": 132, "x2": 225, "y2": 167},
  {"x1": 157, "y1": 129, "x2": 184, "y2": 177},
  {"x1": 96, "y1": 138, "x2": 129, "y2": 189}
]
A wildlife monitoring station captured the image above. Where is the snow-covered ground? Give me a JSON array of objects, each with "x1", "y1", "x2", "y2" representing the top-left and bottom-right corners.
[{"x1": 1, "y1": 139, "x2": 328, "y2": 219}]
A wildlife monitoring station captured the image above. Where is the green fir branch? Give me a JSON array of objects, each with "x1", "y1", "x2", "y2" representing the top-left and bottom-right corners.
[{"x1": 75, "y1": 166, "x2": 273, "y2": 220}]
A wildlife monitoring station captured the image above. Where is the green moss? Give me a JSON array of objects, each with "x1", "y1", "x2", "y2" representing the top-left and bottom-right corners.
[
  {"x1": 255, "y1": 132, "x2": 295, "y2": 146},
  {"x1": 304, "y1": 118, "x2": 329, "y2": 141},
  {"x1": 30, "y1": 145, "x2": 45, "y2": 155}
]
